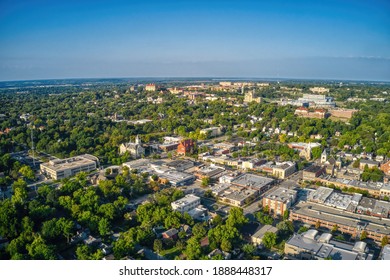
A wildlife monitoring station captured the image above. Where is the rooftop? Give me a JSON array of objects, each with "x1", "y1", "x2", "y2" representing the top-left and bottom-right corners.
[
  {"x1": 286, "y1": 231, "x2": 370, "y2": 260},
  {"x1": 324, "y1": 192, "x2": 353, "y2": 210},
  {"x1": 304, "y1": 165, "x2": 324, "y2": 173},
  {"x1": 41, "y1": 154, "x2": 98, "y2": 171},
  {"x1": 224, "y1": 188, "x2": 256, "y2": 202},
  {"x1": 171, "y1": 194, "x2": 200, "y2": 207},
  {"x1": 232, "y1": 173, "x2": 274, "y2": 190},
  {"x1": 265, "y1": 187, "x2": 297, "y2": 203},
  {"x1": 307, "y1": 187, "x2": 334, "y2": 203},
  {"x1": 292, "y1": 201, "x2": 390, "y2": 236}
]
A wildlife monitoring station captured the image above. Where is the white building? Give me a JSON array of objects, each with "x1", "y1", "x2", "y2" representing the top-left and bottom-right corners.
[
  {"x1": 200, "y1": 127, "x2": 223, "y2": 137},
  {"x1": 171, "y1": 194, "x2": 201, "y2": 214},
  {"x1": 40, "y1": 154, "x2": 99, "y2": 180}
]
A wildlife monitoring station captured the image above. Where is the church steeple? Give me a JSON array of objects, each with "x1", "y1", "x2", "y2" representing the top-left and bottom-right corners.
[{"x1": 321, "y1": 149, "x2": 327, "y2": 164}]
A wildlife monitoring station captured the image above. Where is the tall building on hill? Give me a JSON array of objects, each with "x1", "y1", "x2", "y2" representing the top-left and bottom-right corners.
[{"x1": 244, "y1": 89, "x2": 261, "y2": 103}]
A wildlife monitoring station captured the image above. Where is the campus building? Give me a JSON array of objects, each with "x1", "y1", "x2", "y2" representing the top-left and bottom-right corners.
[{"x1": 40, "y1": 154, "x2": 99, "y2": 180}]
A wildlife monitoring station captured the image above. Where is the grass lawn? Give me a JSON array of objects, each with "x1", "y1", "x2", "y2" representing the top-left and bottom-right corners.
[{"x1": 160, "y1": 246, "x2": 182, "y2": 259}]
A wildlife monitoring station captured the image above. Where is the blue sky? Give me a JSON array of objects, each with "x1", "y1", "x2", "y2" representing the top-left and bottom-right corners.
[{"x1": 0, "y1": 0, "x2": 389, "y2": 81}]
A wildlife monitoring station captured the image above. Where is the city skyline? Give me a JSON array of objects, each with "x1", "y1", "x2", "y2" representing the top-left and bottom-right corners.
[{"x1": 1, "y1": 0, "x2": 389, "y2": 81}]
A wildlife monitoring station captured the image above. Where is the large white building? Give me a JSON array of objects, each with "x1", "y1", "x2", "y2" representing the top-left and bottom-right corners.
[
  {"x1": 40, "y1": 154, "x2": 99, "y2": 180},
  {"x1": 297, "y1": 94, "x2": 335, "y2": 108},
  {"x1": 171, "y1": 194, "x2": 201, "y2": 214}
]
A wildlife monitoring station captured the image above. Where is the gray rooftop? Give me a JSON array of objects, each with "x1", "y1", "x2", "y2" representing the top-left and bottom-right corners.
[
  {"x1": 265, "y1": 187, "x2": 297, "y2": 203},
  {"x1": 232, "y1": 173, "x2": 274, "y2": 190},
  {"x1": 308, "y1": 187, "x2": 334, "y2": 203},
  {"x1": 286, "y1": 231, "x2": 370, "y2": 260},
  {"x1": 292, "y1": 201, "x2": 390, "y2": 236}
]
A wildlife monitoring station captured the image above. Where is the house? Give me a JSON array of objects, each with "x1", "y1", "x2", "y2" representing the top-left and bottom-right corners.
[
  {"x1": 359, "y1": 159, "x2": 380, "y2": 170},
  {"x1": 177, "y1": 139, "x2": 195, "y2": 156},
  {"x1": 207, "y1": 249, "x2": 231, "y2": 260},
  {"x1": 251, "y1": 225, "x2": 278, "y2": 246},
  {"x1": 162, "y1": 228, "x2": 178, "y2": 240}
]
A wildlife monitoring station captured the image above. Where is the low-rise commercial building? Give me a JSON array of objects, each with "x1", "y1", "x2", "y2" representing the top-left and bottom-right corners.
[
  {"x1": 290, "y1": 201, "x2": 390, "y2": 243},
  {"x1": 221, "y1": 188, "x2": 257, "y2": 207},
  {"x1": 40, "y1": 154, "x2": 99, "y2": 180},
  {"x1": 194, "y1": 165, "x2": 225, "y2": 180},
  {"x1": 285, "y1": 230, "x2": 372, "y2": 260},
  {"x1": 231, "y1": 173, "x2": 274, "y2": 195}
]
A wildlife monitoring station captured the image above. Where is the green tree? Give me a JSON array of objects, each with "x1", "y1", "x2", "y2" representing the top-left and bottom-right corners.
[
  {"x1": 381, "y1": 236, "x2": 389, "y2": 247},
  {"x1": 192, "y1": 223, "x2": 207, "y2": 239},
  {"x1": 0, "y1": 199, "x2": 19, "y2": 238},
  {"x1": 242, "y1": 243, "x2": 256, "y2": 257},
  {"x1": 185, "y1": 237, "x2": 202, "y2": 260},
  {"x1": 283, "y1": 209, "x2": 289, "y2": 221},
  {"x1": 220, "y1": 239, "x2": 232, "y2": 252},
  {"x1": 98, "y1": 218, "x2": 111, "y2": 237},
  {"x1": 11, "y1": 179, "x2": 28, "y2": 205},
  {"x1": 352, "y1": 159, "x2": 360, "y2": 168},
  {"x1": 311, "y1": 147, "x2": 322, "y2": 160},
  {"x1": 360, "y1": 230, "x2": 367, "y2": 241},
  {"x1": 262, "y1": 232, "x2": 277, "y2": 250},
  {"x1": 212, "y1": 214, "x2": 223, "y2": 226},
  {"x1": 298, "y1": 226, "x2": 309, "y2": 234},
  {"x1": 19, "y1": 165, "x2": 35, "y2": 180},
  {"x1": 201, "y1": 177, "x2": 210, "y2": 187},
  {"x1": 226, "y1": 207, "x2": 248, "y2": 229},
  {"x1": 153, "y1": 239, "x2": 163, "y2": 253},
  {"x1": 27, "y1": 235, "x2": 56, "y2": 260}
]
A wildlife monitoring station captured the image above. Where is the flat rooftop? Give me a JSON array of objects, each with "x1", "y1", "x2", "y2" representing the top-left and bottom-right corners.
[
  {"x1": 286, "y1": 231, "x2": 370, "y2": 260},
  {"x1": 159, "y1": 170, "x2": 195, "y2": 183},
  {"x1": 224, "y1": 188, "x2": 256, "y2": 202},
  {"x1": 304, "y1": 165, "x2": 324, "y2": 173},
  {"x1": 41, "y1": 154, "x2": 97, "y2": 171},
  {"x1": 265, "y1": 187, "x2": 297, "y2": 203},
  {"x1": 232, "y1": 173, "x2": 274, "y2": 190},
  {"x1": 165, "y1": 160, "x2": 194, "y2": 171},
  {"x1": 292, "y1": 201, "x2": 390, "y2": 236},
  {"x1": 196, "y1": 165, "x2": 225, "y2": 177},
  {"x1": 171, "y1": 194, "x2": 200, "y2": 207},
  {"x1": 308, "y1": 187, "x2": 334, "y2": 203},
  {"x1": 324, "y1": 192, "x2": 353, "y2": 210},
  {"x1": 319, "y1": 175, "x2": 388, "y2": 191}
]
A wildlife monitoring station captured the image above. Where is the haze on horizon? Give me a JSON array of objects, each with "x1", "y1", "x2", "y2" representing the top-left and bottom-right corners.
[{"x1": 0, "y1": 0, "x2": 389, "y2": 82}]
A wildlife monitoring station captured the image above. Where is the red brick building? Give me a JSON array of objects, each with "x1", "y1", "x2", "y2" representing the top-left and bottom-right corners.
[
  {"x1": 177, "y1": 139, "x2": 195, "y2": 155},
  {"x1": 381, "y1": 160, "x2": 390, "y2": 176}
]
